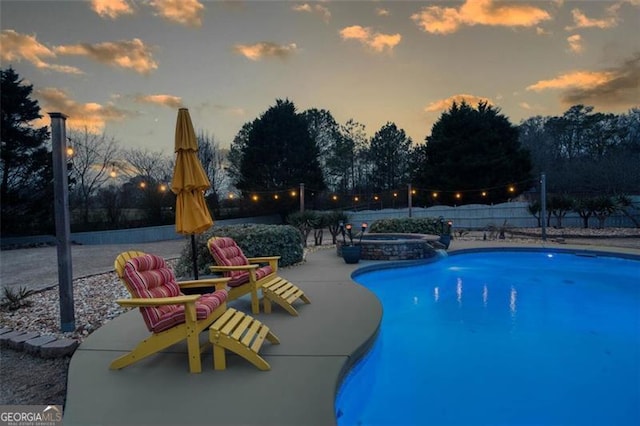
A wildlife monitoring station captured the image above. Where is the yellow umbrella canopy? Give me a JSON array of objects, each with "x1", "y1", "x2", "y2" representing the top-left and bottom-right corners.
[{"x1": 171, "y1": 108, "x2": 213, "y2": 235}]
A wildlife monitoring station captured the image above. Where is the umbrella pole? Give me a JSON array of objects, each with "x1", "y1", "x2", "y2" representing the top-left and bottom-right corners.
[{"x1": 191, "y1": 235, "x2": 199, "y2": 280}]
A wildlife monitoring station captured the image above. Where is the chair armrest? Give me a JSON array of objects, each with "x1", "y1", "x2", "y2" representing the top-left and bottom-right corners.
[
  {"x1": 116, "y1": 295, "x2": 200, "y2": 308},
  {"x1": 247, "y1": 256, "x2": 280, "y2": 262},
  {"x1": 247, "y1": 256, "x2": 280, "y2": 271},
  {"x1": 209, "y1": 264, "x2": 259, "y2": 272},
  {"x1": 179, "y1": 277, "x2": 229, "y2": 291}
]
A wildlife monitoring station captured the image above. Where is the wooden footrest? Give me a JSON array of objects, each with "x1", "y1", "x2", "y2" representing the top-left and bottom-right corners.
[
  {"x1": 262, "y1": 277, "x2": 311, "y2": 316},
  {"x1": 209, "y1": 308, "x2": 279, "y2": 370}
]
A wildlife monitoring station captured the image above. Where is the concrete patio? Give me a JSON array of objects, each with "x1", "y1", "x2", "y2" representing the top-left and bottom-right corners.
[{"x1": 62, "y1": 239, "x2": 639, "y2": 425}]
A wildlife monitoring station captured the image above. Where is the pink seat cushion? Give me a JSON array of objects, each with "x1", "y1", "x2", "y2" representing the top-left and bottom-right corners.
[
  {"x1": 208, "y1": 237, "x2": 274, "y2": 287},
  {"x1": 123, "y1": 254, "x2": 227, "y2": 333}
]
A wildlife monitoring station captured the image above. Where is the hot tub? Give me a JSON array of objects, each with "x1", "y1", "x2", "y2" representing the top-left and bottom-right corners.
[{"x1": 336, "y1": 233, "x2": 441, "y2": 261}]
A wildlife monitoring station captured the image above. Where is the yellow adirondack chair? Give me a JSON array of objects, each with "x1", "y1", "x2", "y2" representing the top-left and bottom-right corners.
[
  {"x1": 112, "y1": 251, "x2": 279, "y2": 372},
  {"x1": 207, "y1": 237, "x2": 311, "y2": 316}
]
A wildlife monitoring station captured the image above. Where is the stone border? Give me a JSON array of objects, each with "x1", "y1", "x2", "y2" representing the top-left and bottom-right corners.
[{"x1": 0, "y1": 328, "x2": 78, "y2": 358}]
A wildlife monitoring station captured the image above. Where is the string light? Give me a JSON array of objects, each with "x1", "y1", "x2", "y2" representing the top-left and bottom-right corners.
[
  {"x1": 159, "y1": 184, "x2": 167, "y2": 192},
  {"x1": 139, "y1": 182, "x2": 147, "y2": 189},
  {"x1": 223, "y1": 179, "x2": 534, "y2": 207},
  {"x1": 66, "y1": 147, "x2": 74, "y2": 157}
]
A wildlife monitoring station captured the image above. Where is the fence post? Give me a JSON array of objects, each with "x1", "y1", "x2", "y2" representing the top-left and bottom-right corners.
[
  {"x1": 299, "y1": 183, "x2": 304, "y2": 212},
  {"x1": 49, "y1": 112, "x2": 75, "y2": 332},
  {"x1": 408, "y1": 183, "x2": 412, "y2": 218},
  {"x1": 540, "y1": 173, "x2": 547, "y2": 241}
]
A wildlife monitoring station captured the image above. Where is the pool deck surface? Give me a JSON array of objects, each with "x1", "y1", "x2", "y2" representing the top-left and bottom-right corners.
[{"x1": 61, "y1": 238, "x2": 639, "y2": 425}]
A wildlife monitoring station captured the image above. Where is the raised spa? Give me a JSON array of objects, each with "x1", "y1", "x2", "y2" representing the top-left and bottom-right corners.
[{"x1": 336, "y1": 233, "x2": 441, "y2": 261}]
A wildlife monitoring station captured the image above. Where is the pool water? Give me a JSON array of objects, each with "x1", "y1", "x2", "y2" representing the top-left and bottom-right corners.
[{"x1": 336, "y1": 251, "x2": 640, "y2": 426}]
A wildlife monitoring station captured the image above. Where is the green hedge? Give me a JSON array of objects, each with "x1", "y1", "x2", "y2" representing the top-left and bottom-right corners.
[
  {"x1": 175, "y1": 224, "x2": 304, "y2": 278},
  {"x1": 368, "y1": 217, "x2": 446, "y2": 235}
]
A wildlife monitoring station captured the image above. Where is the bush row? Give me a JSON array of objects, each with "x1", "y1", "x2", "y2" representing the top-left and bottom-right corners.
[
  {"x1": 368, "y1": 217, "x2": 447, "y2": 235},
  {"x1": 175, "y1": 224, "x2": 304, "y2": 278}
]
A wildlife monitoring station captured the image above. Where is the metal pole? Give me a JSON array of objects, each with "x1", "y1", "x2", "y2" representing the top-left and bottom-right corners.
[
  {"x1": 49, "y1": 112, "x2": 75, "y2": 332},
  {"x1": 299, "y1": 183, "x2": 304, "y2": 212},
  {"x1": 408, "y1": 183, "x2": 412, "y2": 218},
  {"x1": 540, "y1": 173, "x2": 547, "y2": 242}
]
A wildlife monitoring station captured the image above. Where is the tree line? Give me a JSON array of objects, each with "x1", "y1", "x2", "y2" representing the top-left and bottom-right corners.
[{"x1": 2, "y1": 66, "x2": 639, "y2": 236}]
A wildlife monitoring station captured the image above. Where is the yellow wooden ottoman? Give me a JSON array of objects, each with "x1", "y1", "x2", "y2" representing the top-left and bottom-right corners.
[{"x1": 209, "y1": 308, "x2": 280, "y2": 371}]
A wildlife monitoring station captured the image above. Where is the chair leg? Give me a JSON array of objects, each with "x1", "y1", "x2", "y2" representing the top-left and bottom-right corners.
[
  {"x1": 213, "y1": 345, "x2": 226, "y2": 370},
  {"x1": 250, "y1": 286, "x2": 260, "y2": 314},
  {"x1": 263, "y1": 296, "x2": 272, "y2": 314},
  {"x1": 186, "y1": 330, "x2": 202, "y2": 374}
]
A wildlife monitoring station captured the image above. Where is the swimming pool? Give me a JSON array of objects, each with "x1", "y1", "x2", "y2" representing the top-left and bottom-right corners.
[{"x1": 335, "y1": 250, "x2": 640, "y2": 426}]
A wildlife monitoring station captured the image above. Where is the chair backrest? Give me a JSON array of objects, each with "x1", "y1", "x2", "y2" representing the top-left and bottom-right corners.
[
  {"x1": 115, "y1": 251, "x2": 146, "y2": 278},
  {"x1": 118, "y1": 252, "x2": 183, "y2": 332},
  {"x1": 207, "y1": 237, "x2": 250, "y2": 280}
]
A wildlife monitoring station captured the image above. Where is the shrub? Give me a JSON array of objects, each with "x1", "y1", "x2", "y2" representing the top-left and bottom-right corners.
[
  {"x1": 368, "y1": 217, "x2": 443, "y2": 235},
  {"x1": 1, "y1": 286, "x2": 34, "y2": 311},
  {"x1": 175, "y1": 224, "x2": 304, "y2": 278},
  {"x1": 286, "y1": 210, "x2": 320, "y2": 247}
]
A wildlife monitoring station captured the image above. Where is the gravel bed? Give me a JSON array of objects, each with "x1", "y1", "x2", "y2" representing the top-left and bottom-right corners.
[{"x1": 0, "y1": 259, "x2": 179, "y2": 341}]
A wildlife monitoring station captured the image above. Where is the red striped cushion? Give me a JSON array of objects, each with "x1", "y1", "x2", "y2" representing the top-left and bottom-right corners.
[
  {"x1": 208, "y1": 237, "x2": 250, "y2": 281},
  {"x1": 123, "y1": 254, "x2": 228, "y2": 332},
  {"x1": 228, "y1": 265, "x2": 274, "y2": 287}
]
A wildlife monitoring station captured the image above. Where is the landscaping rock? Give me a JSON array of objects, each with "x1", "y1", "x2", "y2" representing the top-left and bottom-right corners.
[
  {"x1": 24, "y1": 335, "x2": 58, "y2": 355},
  {"x1": 40, "y1": 338, "x2": 79, "y2": 358},
  {"x1": 0, "y1": 330, "x2": 25, "y2": 348},
  {"x1": 7, "y1": 331, "x2": 40, "y2": 350}
]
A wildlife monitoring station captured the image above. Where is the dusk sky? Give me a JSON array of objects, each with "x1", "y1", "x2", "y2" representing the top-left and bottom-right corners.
[{"x1": 2, "y1": 0, "x2": 639, "y2": 155}]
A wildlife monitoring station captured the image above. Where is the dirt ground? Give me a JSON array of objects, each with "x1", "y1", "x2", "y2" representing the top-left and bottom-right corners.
[{"x1": 0, "y1": 349, "x2": 70, "y2": 405}]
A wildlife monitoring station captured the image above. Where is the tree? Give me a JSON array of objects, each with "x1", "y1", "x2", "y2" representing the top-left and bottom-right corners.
[
  {"x1": 236, "y1": 99, "x2": 326, "y2": 212},
  {"x1": 67, "y1": 128, "x2": 121, "y2": 226},
  {"x1": 520, "y1": 106, "x2": 640, "y2": 194},
  {"x1": 227, "y1": 121, "x2": 253, "y2": 188},
  {"x1": 413, "y1": 101, "x2": 532, "y2": 205},
  {"x1": 327, "y1": 119, "x2": 370, "y2": 194},
  {"x1": 122, "y1": 148, "x2": 174, "y2": 224},
  {"x1": 302, "y1": 109, "x2": 341, "y2": 190},
  {"x1": 197, "y1": 131, "x2": 227, "y2": 216},
  {"x1": 368, "y1": 122, "x2": 411, "y2": 191},
  {"x1": 1, "y1": 67, "x2": 52, "y2": 235}
]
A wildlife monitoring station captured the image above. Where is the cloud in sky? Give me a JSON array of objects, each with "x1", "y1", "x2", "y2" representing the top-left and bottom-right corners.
[
  {"x1": 54, "y1": 38, "x2": 158, "y2": 75},
  {"x1": 565, "y1": 7, "x2": 619, "y2": 31},
  {"x1": 339, "y1": 25, "x2": 401, "y2": 52},
  {"x1": 567, "y1": 34, "x2": 583, "y2": 54},
  {"x1": 90, "y1": 0, "x2": 134, "y2": 19},
  {"x1": 425, "y1": 94, "x2": 493, "y2": 112},
  {"x1": 376, "y1": 8, "x2": 390, "y2": 17},
  {"x1": 0, "y1": 30, "x2": 83, "y2": 74},
  {"x1": 291, "y1": 3, "x2": 331, "y2": 23},
  {"x1": 35, "y1": 87, "x2": 130, "y2": 131},
  {"x1": 233, "y1": 42, "x2": 298, "y2": 61},
  {"x1": 526, "y1": 53, "x2": 640, "y2": 107},
  {"x1": 411, "y1": 0, "x2": 551, "y2": 35},
  {"x1": 149, "y1": 0, "x2": 205, "y2": 27},
  {"x1": 135, "y1": 94, "x2": 183, "y2": 109}
]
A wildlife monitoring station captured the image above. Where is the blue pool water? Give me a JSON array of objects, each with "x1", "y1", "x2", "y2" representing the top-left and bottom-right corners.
[{"x1": 336, "y1": 251, "x2": 640, "y2": 426}]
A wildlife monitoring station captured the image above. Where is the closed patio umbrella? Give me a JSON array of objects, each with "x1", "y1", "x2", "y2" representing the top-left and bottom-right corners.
[{"x1": 171, "y1": 108, "x2": 213, "y2": 279}]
